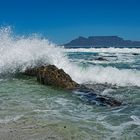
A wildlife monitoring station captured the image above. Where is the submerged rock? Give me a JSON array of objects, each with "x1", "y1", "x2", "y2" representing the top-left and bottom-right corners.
[
  {"x1": 132, "y1": 53, "x2": 139, "y2": 56},
  {"x1": 24, "y1": 65, "x2": 121, "y2": 106},
  {"x1": 95, "y1": 57, "x2": 108, "y2": 61},
  {"x1": 74, "y1": 85, "x2": 121, "y2": 107}
]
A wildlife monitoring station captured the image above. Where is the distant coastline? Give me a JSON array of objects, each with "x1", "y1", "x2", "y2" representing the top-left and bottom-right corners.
[{"x1": 64, "y1": 36, "x2": 140, "y2": 48}]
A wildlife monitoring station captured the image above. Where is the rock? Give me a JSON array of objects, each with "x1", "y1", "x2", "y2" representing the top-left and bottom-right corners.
[
  {"x1": 132, "y1": 53, "x2": 139, "y2": 55},
  {"x1": 37, "y1": 65, "x2": 79, "y2": 89},
  {"x1": 95, "y1": 57, "x2": 108, "y2": 61},
  {"x1": 74, "y1": 85, "x2": 121, "y2": 107},
  {"x1": 24, "y1": 65, "x2": 79, "y2": 89}
]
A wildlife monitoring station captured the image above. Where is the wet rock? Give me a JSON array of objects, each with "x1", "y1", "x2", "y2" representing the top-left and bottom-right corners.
[
  {"x1": 24, "y1": 65, "x2": 79, "y2": 89},
  {"x1": 132, "y1": 53, "x2": 139, "y2": 56},
  {"x1": 74, "y1": 85, "x2": 121, "y2": 107},
  {"x1": 37, "y1": 65, "x2": 79, "y2": 89},
  {"x1": 95, "y1": 57, "x2": 108, "y2": 61}
]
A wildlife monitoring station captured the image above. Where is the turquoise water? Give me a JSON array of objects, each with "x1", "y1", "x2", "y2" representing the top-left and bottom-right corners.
[{"x1": 0, "y1": 77, "x2": 140, "y2": 139}]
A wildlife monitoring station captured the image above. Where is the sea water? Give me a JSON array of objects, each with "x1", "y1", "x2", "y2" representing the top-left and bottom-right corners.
[{"x1": 0, "y1": 27, "x2": 140, "y2": 139}]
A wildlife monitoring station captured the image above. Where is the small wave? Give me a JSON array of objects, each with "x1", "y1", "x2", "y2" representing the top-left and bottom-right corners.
[{"x1": 70, "y1": 66, "x2": 140, "y2": 87}]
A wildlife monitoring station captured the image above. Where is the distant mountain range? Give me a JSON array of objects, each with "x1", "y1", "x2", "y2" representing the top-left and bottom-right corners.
[{"x1": 64, "y1": 36, "x2": 140, "y2": 48}]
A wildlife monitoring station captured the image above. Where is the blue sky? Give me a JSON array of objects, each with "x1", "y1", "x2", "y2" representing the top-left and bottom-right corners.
[{"x1": 0, "y1": 0, "x2": 140, "y2": 44}]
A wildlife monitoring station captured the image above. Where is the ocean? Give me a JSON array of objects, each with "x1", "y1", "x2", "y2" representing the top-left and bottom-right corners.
[{"x1": 0, "y1": 27, "x2": 140, "y2": 140}]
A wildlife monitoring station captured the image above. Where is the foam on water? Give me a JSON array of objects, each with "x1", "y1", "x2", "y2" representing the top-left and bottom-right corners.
[
  {"x1": 130, "y1": 115, "x2": 140, "y2": 125},
  {"x1": 66, "y1": 47, "x2": 140, "y2": 53},
  {"x1": 0, "y1": 27, "x2": 140, "y2": 87}
]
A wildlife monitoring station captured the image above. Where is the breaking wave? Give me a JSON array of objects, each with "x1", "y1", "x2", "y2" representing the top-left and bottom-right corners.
[{"x1": 0, "y1": 27, "x2": 140, "y2": 87}]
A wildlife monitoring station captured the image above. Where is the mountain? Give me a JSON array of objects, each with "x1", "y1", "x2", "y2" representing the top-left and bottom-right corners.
[{"x1": 64, "y1": 36, "x2": 140, "y2": 48}]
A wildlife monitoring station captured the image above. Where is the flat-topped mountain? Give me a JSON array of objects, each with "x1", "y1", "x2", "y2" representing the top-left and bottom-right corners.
[{"x1": 64, "y1": 36, "x2": 140, "y2": 48}]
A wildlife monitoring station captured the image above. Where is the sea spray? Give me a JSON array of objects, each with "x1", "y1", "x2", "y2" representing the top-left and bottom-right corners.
[{"x1": 0, "y1": 27, "x2": 140, "y2": 87}]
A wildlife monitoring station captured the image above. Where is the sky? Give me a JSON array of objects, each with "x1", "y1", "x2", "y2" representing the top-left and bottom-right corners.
[{"x1": 0, "y1": 0, "x2": 140, "y2": 44}]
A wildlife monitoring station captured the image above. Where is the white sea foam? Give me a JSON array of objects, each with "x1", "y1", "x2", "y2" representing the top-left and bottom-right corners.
[
  {"x1": 0, "y1": 27, "x2": 140, "y2": 87},
  {"x1": 130, "y1": 115, "x2": 140, "y2": 125},
  {"x1": 65, "y1": 47, "x2": 140, "y2": 53}
]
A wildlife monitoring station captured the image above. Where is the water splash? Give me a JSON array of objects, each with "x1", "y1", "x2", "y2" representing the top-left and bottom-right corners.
[{"x1": 0, "y1": 27, "x2": 140, "y2": 87}]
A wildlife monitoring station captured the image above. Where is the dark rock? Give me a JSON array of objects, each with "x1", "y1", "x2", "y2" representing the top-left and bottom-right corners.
[
  {"x1": 24, "y1": 65, "x2": 79, "y2": 89},
  {"x1": 132, "y1": 53, "x2": 139, "y2": 55},
  {"x1": 37, "y1": 65, "x2": 79, "y2": 89},
  {"x1": 24, "y1": 66, "x2": 45, "y2": 76},
  {"x1": 95, "y1": 57, "x2": 108, "y2": 61},
  {"x1": 74, "y1": 85, "x2": 121, "y2": 107}
]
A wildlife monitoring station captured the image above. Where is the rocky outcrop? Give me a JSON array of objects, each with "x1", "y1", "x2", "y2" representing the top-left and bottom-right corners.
[
  {"x1": 36, "y1": 65, "x2": 79, "y2": 89},
  {"x1": 95, "y1": 57, "x2": 108, "y2": 61},
  {"x1": 24, "y1": 65, "x2": 121, "y2": 106},
  {"x1": 132, "y1": 53, "x2": 139, "y2": 55},
  {"x1": 24, "y1": 65, "x2": 79, "y2": 89}
]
